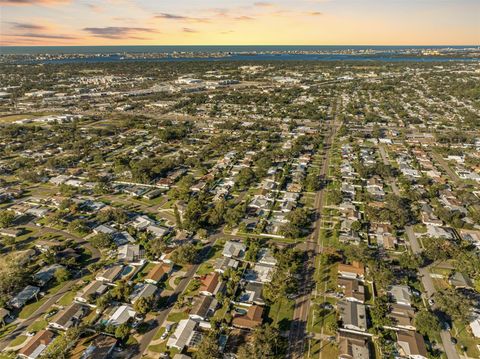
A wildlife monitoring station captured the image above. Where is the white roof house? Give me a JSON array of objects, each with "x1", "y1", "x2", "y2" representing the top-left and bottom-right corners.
[
  {"x1": 388, "y1": 285, "x2": 412, "y2": 307},
  {"x1": 107, "y1": 305, "x2": 136, "y2": 326},
  {"x1": 167, "y1": 319, "x2": 200, "y2": 351}
]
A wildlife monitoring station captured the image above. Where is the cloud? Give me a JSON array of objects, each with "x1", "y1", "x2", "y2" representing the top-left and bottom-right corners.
[
  {"x1": 309, "y1": 11, "x2": 323, "y2": 16},
  {"x1": 82, "y1": 26, "x2": 158, "y2": 39},
  {"x1": 254, "y1": 2, "x2": 274, "y2": 7},
  {"x1": 0, "y1": 0, "x2": 69, "y2": 5},
  {"x1": 182, "y1": 27, "x2": 197, "y2": 33},
  {"x1": 5, "y1": 32, "x2": 76, "y2": 39},
  {"x1": 7, "y1": 22, "x2": 47, "y2": 30},
  {"x1": 155, "y1": 13, "x2": 209, "y2": 23},
  {"x1": 234, "y1": 16, "x2": 255, "y2": 21}
]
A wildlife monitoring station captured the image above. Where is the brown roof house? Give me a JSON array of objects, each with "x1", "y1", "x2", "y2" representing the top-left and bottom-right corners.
[
  {"x1": 232, "y1": 305, "x2": 263, "y2": 329},
  {"x1": 18, "y1": 329, "x2": 55, "y2": 359},
  {"x1": 189, "y1": 295, "x2": 218, "y2": 322},
  {"x1": 338, "y1": 330, "x2": 371, "y2": 359},
  {"x1": 338, "y1": 277, "x2": 365, "y2": 303},
  {"x1": 144, "y1": 263, "x2": 172, "y2": 284},
  {"x1": 199, "y1": 272, "x2": 225, "y2": 297},
  {"x1": 396, "y1": 330, "x2": 428, "y2": 359},
  {"x1": 338, "y1": 261, "x2": 365, "y2": 280}
]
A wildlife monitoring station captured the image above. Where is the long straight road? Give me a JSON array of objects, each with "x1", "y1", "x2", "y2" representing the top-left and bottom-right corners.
[
  {"x1": 378, "y1": 144, "x2": 460, "y2": 359},
  {"x1": 288, "y1": 115, "x2": 341, "y2": 359}
]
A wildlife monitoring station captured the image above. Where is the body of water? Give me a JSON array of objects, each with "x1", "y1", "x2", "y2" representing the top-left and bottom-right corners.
[{"x1": 1, "y1": 45, "x2": 478, "y2": 63}]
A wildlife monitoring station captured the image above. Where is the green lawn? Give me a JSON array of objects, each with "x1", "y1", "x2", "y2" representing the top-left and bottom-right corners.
[
  {"x1": 454, "y1": 321, "x2": 480, "y2": 358},
  {"x1": 8, "y1": 335, "x2": 27, "y2": 347},
  {"x1": 196, "y1": 262, "x2": 214, "y2": 276},
  {"x1": 268, "y1": 298, "x2": 294, "y2": 331},
  {"x1": 57, "y1": 291, "x2": 76, "y2": 306},
  {"x1": 152, "y1": 326, "x2": 166, "y2": 341},
  {"x1": 27, "y1": 318, "x2": 48, "y2": 332},
  {"x1": 307, "y1": 298, "x2": 337, "y2": 335},
  {"x1": 18, "y1": 297, "x2": 48, "y2": 319},
  {"x1": 166, "y1": 311, "x2": 188, "y2": 323}
]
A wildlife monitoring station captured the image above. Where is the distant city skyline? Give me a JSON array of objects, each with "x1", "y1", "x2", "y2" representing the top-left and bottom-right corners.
[{"x1": 1, "y1": 0, "x2": 479, "y2": 46}]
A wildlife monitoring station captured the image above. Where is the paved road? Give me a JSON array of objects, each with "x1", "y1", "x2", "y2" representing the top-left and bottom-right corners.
[
  {"x1": 136, "y1": 233, "x2": 228, "y2": 358},
  {"x1": 430, "y1": 152, "x2": 461, "y2": 184},
  {"x1": 378, "y1": 144, "x2": 460, "y2": 359},
  {"x1": 0, "y1": 279, "x2": 78, "y2": 351},
  {"x1": 288, "y1": 118, "x2": 340, "y2": 359}
]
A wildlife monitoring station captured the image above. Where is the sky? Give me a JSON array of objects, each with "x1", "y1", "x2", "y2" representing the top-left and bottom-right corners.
[{"x1": 0, "y1": 0, "x2": 479, "y2": 46}]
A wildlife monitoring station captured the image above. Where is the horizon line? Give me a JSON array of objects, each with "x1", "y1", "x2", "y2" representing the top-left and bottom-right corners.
[{"x1": 1, "y1": 44, "x2": 479, "y2": 48}]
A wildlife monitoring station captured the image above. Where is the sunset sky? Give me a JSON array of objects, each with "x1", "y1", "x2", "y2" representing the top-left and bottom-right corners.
[{"x1": 1, "y1": 0, "x2": 479, "y2": 46}]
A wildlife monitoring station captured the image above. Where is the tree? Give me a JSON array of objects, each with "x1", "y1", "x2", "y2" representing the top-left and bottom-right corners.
[
  {"x1": 67, "y1": 219, "x2": 89, "y2": 235},
  {"x1": 114, "y1": 323, "x2": 130, "y2": 341},
  {"x1": 171, "y1": 243, "x2": 198, "y2": 264},
  {"x1": 133, "y1": 296, "x2": 154, "y2": 315},
  {"x1": 0, "y1": 210, "x2": 15, "y2": 228},
  {"x1": 89, "y1": 233, "x2": 113, "y2": 249},
  {"x1": 173, "y1": 204, "x2": 183, "y2": 230},
  {"x1": 434, "y1": 289, "x2": 472, "y2": 324},
  {"x1": 54, "y1": 267, "x2": 70, "y2": 283},
  {"x1": 39, "y1": 326, "x2": 81, "y2": 359},
  {"x1": 281, "y1": 208, "x2": 310, "y2": 238},
  {"x1": 414, "y1": 310, "x2": 441, "y2": 337},
  {"x1": 370, "y1": 295, "x2": 392, "y2": 328},
  {"x1": 194, "y1": 331, "x2": 221, "y2": 359},
  {"x1": 110, "y1": 280, "x2": 132, "y2": 302}
]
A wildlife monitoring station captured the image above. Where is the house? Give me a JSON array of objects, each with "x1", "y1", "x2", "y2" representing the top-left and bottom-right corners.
[
  {"x1": 257, "y1": 248, "x2": 277, "y2": 266},
  {"x1": 244, "y1": 263, "x2": 275, "y2": 283},
  {"x1": 222, "y1": 241, "x2": 246, "y2": 259},
  {"x1": 239, "y1": 282, "x2": 265, "y2": 306},
  {"x1": 34, "y1": 264, "x2": 65, "y2": 287},
  {"x1": 469, "y1": 312, "x2": 480, "y2": 338},
  {"x1": 18, "y1": 329, "x2": 55, "y2": 359},
  {"x1": 112, "y1": 231, "x2": 135, "y2": 246},
  {"x1": 147, "y1": 225, "x2": 170, "y2": 238},
  {"x1": 338, "y1": 262, "x2": 365, "y2": 280},
  {"x1": 93, "y1": 224, "x2": 116, "y2": 235},
  {"x1": 388, "y1": 285, "x2": 412, "y2": 307},
  {"x1": 338, "y1": 300, "x2": 367, "y2": 332},
  {"x1": 49, "y1": 303, "x2": 87, "y2": 331},
  {"x1": 338, "y1": 278, "x2": 365, "y2": 303},
  {"x1": 389, "y1": 304, "x2": 416, "y2": 331},
  {"x1": 8, "y1": 285, "x2": 40, "y2": 309},
  {"x1": 232, "y1": 305, "x2": 263, "y2": 329},
  {"x1": 167, "y1": 319, "x2": 201, "y2": 351},
  {"x1": 189, "y1": 295, "x2": 218, "y2": 321},
  {"x1": 459, "y1": 229, "x2": 480, "y2": 250},
  {"x1": 338, "y1": 330, "x2": 371, "y2": 359},
  {"x1": 118, "y1": 244, "x2": 145, "y2": 264},
  {"x1": 80, "y1": 334, "x2": 117, "y2": 359},
  {"x1": 129, "y1": 283, "x2": 157, "y2": 304},
  {"x1": 75, "y1": 281, "x2": 108, "y2": 306},
  {"x1": 131, "y1": 215, "x2": 156, "y2": 230},
  {"x1": 144, "y1": 263, "x2": 172, "y2": 284},
  {"x1": 106, "y1": 305, "x2": 136, "y2": 326},
  {"x1": 199, "y1": 272, "x2": 225, "y2": 297},
  {"x1": 448, "y1": 272, "x2": 473, "y2": 289},
  {"x1": 95, "y1": 265, "x2": 123, "y2": 283},
  {"x1": 425, "y1": 225, "x2": 454, "y2": 240},
  {"x1": 0, "y1": 228, "x2": 23, "y2": 238},
  {"x1": 396, "y1": 330, "x2": 428, "y2": 359},
  {"x1": 214, "y1": 257, "x2": 239, "y2": 274}
]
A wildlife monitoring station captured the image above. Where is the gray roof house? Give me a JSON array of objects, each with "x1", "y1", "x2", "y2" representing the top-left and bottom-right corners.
[
  {"x1": 8, "y1": 285, "x2": 40, "y2": 309},
  {"x1": 338, "y1": 300, "x2": 367, "y2": 332}
]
